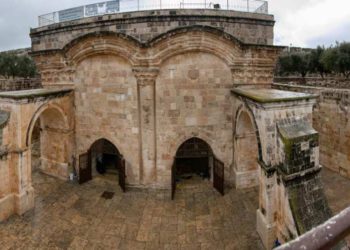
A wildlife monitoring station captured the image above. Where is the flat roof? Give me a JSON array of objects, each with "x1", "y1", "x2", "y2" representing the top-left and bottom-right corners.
[
  {"x1": 231, "y1": 88, "x2": 318, "y2": 103},
  {"x1": 0, "y1": 88, "x2": 73, "y2": 100}
]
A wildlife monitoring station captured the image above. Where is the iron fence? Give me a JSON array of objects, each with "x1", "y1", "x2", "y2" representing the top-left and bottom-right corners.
[{"x1": 38, "y1": 0, "x2": 268, "y2": 27}]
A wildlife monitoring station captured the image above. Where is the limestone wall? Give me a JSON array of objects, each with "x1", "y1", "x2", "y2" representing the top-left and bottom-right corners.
[
  {"x1": 74, "y1": 54, "x2": 141, "y2": 185},
  {"x1": 156, "y1": 52, "x2": 234, "y2": 186},
  {"x1": 29, "y1": 11, "x2": 282, "y2": 188},
  {"x1": 0, "y1": 78, "x2": 42, "y2": 91},
  {"x1": 274, "y1": 77, "x2": 350, "y2": 89},
  {"x1": 273, "y1": 83, "x2": 350, "y2": 179},
  {"x1": 0, "y1": 91, "x2": 74, "y2": 220}
]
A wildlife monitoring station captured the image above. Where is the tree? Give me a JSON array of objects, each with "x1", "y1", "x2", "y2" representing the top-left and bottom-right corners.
[
  {"x1": 320, "y1": 42, "x2": 350, "y2": 78},
  {"x1": 276, "y1": 51, "x2": 311, "y2": 77},
  {"x1": 337, "y1": 42, "x2": 350, "y2": 78},
  {"x1": 309, "y1": 46, "x2": 327, "y2": 78},
  {"x1": 0, "y1": 53, "x2": 37, "y2": 78},
  {"x1": 276, "y1": 55, "x2": 293, "y2": 76},
  {"x1": 17, "y1": 56, "x2": 37, "y2": 78},
  {"x1": 291, "y1": 52, "x2": 310, "y2": 78}
]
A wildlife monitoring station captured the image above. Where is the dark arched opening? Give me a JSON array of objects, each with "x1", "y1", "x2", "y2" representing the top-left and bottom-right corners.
[
  {"x1": 175, "y1": 137, "x2": 212, "y2": 180},
  {"x1": 79, "y1": 138, "x2": 126, "y2": 192},
  {"x1": 90, "y1": 139, "x2": 121, "y2": 180},
  {"x1": 171, "y1": 137, "x2": 225, "y2": 199}
]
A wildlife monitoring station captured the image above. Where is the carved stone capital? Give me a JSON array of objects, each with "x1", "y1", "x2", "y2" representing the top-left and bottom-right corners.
[{"x1": 132, "y1": 67, "x2": 159, "y2": 86}]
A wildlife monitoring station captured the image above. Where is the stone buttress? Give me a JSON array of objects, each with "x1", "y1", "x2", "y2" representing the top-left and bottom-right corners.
[{"x1": 232, "y1": 88, "x2": 341, "y2": 249}]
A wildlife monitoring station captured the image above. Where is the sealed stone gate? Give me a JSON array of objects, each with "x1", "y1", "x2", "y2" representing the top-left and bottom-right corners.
[{"x1": 0, "y1": 4, "x2": 339, "y2": 249}]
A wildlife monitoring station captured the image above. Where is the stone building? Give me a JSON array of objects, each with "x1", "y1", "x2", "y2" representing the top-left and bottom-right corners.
[{"x1": 0, "y1": 5, "x2": 340, "y2": 249}]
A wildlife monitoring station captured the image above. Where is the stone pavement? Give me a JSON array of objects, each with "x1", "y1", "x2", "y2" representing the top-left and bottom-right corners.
[{"x1": 0, "y1": 168, "x2": 349, "y2": 250}]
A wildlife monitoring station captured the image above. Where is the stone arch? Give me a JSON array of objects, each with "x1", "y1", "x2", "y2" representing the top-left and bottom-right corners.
[
  {"x1": 85, "y1": 136, "x2": 122, "y2": 156},
  {"x1": 234, "y1": 104, "x2": 262, "y2": 161},
  {"x1": 62, "y1": 26, "x2": 245, "y2": 68},
  {"x1": 26, "y1": 103, "x2": 69, "y2": 148},
  {"x1": 149, "y1": 25, "x2": 244, "y2": 48},
  {"x1": 26, "y1": 103, "x2": 70, "y2": 178},
  {"x1": 149, "y1": 25, "x2": 243, "y2": 66},
  {"x1": 63, "y1": 31, "x2": 141, "y2": 66},
  {"x1": 174, "y1": 136, "x2": 215, "y2": 181},
  {"x1": 233, "y1": 103, "x2": 262, "y2": 188},
  {"x1": 88, "y1": 138, "x2": 122, "y2": 178},
  {"x1": 171, "y1": 133, "x2": 221, "y2": 163}
]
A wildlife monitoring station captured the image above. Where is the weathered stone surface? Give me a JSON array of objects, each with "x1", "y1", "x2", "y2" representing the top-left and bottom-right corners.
[
  {"x1": 0, "y1": 110, "x2": 10, "y2": 129},
  {"x1": 0, "y1": 167, "x2": 348, "y2": 249},
  {"x1": 0, "y1": 90, "x2": 74, "y2": 221},
  {"x1": 278, "y1": 120, "x2": 318, "y2": 175},
  {"x1": 0, "y1": 78, "x2": 42, "y2": 91},
  {"x1": 273, "y1": 83, "x2": 350, "y2": 180},
  {"x1": 286, "y1": 172, "x2": 331, "y2": 235},
  {"x1": 0, "y1": 8, "x2": 341, "y2": 250},
  {"x1": 232, "y1": 88, "x2": 318, "y2": 103},
  {"x1": 31, "y1": 9, "x2": 275, "y2": 51},
  {"x1": 232, "y1": 87, "x2": 332, "y2": 249},
  {"x1": 274, "y1": 77, "x2": 350, "y2": 89}
]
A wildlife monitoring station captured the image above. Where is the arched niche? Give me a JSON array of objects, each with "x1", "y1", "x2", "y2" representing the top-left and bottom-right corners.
[
  {"x1": 233, "y1": 109, "x2": 260, "y2": 189},
  {"x1": 27, "y1": 105, "x2": 70, "y2": 179}
]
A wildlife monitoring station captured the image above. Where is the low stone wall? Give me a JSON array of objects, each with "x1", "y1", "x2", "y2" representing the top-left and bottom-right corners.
[
  {"x1": 273, "y1": 83, "x2": 350, "y2": 179},
  {"x1": 0, "y1": 78, "x2": 42, "y2": 91},
  {"x1": 274, "y1": 77, "x2": 350, "y2": 89}
]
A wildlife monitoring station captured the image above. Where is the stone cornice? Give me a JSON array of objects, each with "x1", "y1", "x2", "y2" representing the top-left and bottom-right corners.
[
  {"x1": 259, "y1": 160, "x2": 276, "y2": 177},
  {"x1": 280, "y1": 165, "x2": 322, "y2": 185}
]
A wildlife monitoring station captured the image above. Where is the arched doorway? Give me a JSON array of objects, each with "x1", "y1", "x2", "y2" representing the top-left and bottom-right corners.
[
  {"x1": 171, "y1": 137, "x2": 224, "y2": 199},
  {"x1": 175, "y1": 138, "x2": 212, "y2": 179},
  {"x1": 79, "y1": 139, "x2": 126, "y2": 192},
  {"x1": 234, "y1": 110, "x2": 259, "y2": 189}
]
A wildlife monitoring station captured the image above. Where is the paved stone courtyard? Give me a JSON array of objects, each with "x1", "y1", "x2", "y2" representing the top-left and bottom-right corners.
[{"x1": 0, "y1": 168, "x2": 349, "y2": 250}]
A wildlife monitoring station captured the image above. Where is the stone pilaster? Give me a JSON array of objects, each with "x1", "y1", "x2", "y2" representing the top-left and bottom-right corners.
[
  {"x1": 257, "y1": 163, "x2": 277, "y2": 250},
  {"x1": 133, "y1": 68, "x2": 159, "y2": 185}
]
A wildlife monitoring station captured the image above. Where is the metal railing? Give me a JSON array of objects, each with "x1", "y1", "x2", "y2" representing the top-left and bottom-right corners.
[
  {"x1": 276, "y1": 206, "x2": 350, "y2": 250},
  {"x1": 38, "y1": 0, "x2": 268, "y2": 27}
]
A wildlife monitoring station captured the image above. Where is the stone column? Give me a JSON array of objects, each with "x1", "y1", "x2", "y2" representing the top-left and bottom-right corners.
[{"x1": 133, "y1": 68, "x2": 159, "y2": 185}]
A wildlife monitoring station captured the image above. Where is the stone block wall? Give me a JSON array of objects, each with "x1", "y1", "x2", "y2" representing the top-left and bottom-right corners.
[
  {"x1": 29, "y1": 9, "x2": 282, "y2": 188},
  {"x1": 74, "y1": 54, "x2": 141, "y2": 186},
  {"x1": 31, "y1": 9, "x2": 275, "y2": 52},
  {"x1": 273, "y1": 83, "x2": 350, "y2": 179},
  {"x1": 231, "y1": 89, "x2": 333, "y2": 249},
  {"x1": 274, "y1": 77, "x2": 350, "y2": 89},
  {"x1": 156, "y1": 52, "x2": 234, "y2": 186},
  {"x1": 0, "y1": 78, "x2": 42, "y2": 91},
  {"x1": 0, "y1": 91, "x2": 74, "y2": 221}
]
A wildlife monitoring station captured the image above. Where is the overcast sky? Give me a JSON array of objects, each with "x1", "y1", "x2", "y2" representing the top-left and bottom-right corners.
[{"x1": 0, "y1": 0, "x2": 350, "y2": 51}]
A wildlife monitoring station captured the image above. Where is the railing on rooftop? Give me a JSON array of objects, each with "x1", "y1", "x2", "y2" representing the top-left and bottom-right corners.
[{"x1": 38, "y1": 0, "x2": 268, "y2": 27}]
